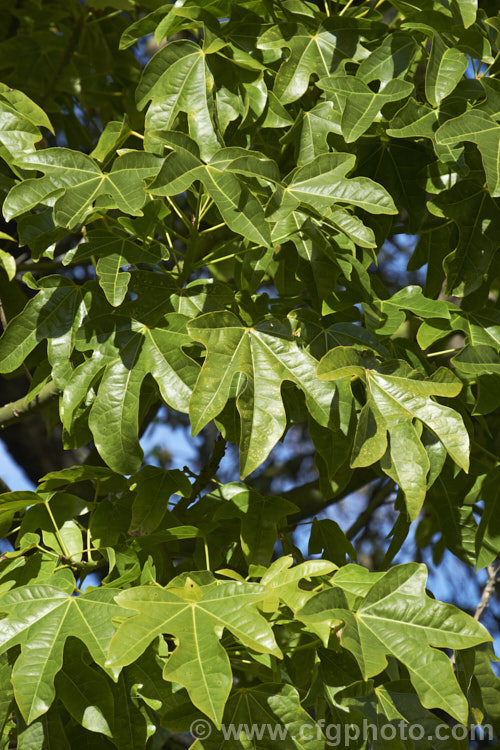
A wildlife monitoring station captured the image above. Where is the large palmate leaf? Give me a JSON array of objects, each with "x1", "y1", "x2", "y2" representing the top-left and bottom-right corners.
[
  {"x1": 0, "y1": 570, "x2": 123, "y2": 724},
  {"x1": 149, "y1": 132, "x2": 274, "y2": 247},
  {"x1": 317, "y1": 349, "x2": 469, "y2": 518},
  {"x1": 317, "y1": 76, "x2": 413, "y2": 142},
  {"x1": 136, "y1": 39, "x2": 220, "y2": 159},
  {"x1": 3, "y1": 149, "x2": 161, "y2": 230},
  {"x1": 257, "y1": 19, "x2": 370, "y2": 105},
  {"x1": 107, "y1": 578, "x2": 281, "y2": 725},
  {"x1": 187, "y1": 312, "x2": 337, "y2": 477},
  {"x1": 356, "y1": 31, "x2": 418, "y2": 85},
  {"x1": 267, "y1": 152, "x2": 397, "y2": 222},
  {"x1": 298, "y1": 563, "x2": 491, "y2": 722},
  {"x1": 436, "y1": 111, "x2": 500, "y2": 196}
]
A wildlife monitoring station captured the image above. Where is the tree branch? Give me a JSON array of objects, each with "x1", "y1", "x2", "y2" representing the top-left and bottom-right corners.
[
  {"x1": 178, "y1": 432, "x2": 227, "y2": 511},
  {"x1": 474, "y1": 563, "x2": 499, "y2": 621},
  {"x1": 286, "y1": 467, "x2": 378, "y2": 525},
  {"x1": 346, "y1": 479, "x2": 394, "y2": 540},
  {"x1": 0, "y1": 381, "x2": 61, "y2": 429}
]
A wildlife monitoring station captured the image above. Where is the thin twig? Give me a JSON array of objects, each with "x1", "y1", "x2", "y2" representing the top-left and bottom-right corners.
[
  {"x1": 346, "y1": 480, "x2": 394, "y2": 540},
  {"x1": 474, "y1": 563, "x2": 499, "y2": 621}
]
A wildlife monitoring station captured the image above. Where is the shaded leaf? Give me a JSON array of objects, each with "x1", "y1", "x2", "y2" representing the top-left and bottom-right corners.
[{"x1": 318, "y1": 350, "x2": 469, "y2": 517}]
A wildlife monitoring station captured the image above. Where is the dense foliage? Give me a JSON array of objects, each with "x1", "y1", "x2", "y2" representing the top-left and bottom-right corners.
[{"x1": 0, "y1": 0, "x2": 500, "y2": 747}]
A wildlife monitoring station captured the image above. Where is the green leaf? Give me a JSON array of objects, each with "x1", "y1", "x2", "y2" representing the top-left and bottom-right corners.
[
  {"x1": 0, "y1": 278, "x2": 82, "y2": 385},
  {"x1": 0, "y1": 248, "x2": 15, "y2": 280},
  {"x1": 475, "y1": 468, "x2": 500, "y2": 569},
  {"x1": 436, "y1": 111, "x2": 500, "y2": 196},
  {"x1": 317, "y1": 76, "x2": 413, "y2": 142},
  {"x1": 187, "y1": 312, "x2": 337, "y2": 477},
  {"x1": 198, "y1": 683, "x2": 327, "y2": 750},
  {"x1": 451, "y1": 308, "x2": 500, "y2": 350},
  {"x1": 425, "y1": 33, "x2": 468, "y2": 107},
  {"x1": 356, "y1": 31, "x2": 418, "y2": 86},
  {"x1": 212, "y1": 482, "x2": 298, "y2": 565},
  {"x1": 136, "y1": 40, "x2": 221, "y2": 160},
  {"x1": 357, "y1": 139, "x2": 430, "y2": 233},
  {"x1": 129, "y1": 466, "x2": 191, "y2": 536},
  {"x1": 17, "y1": 706, "x2": 71, "y2": 750},
  {"x1": 107, "y1": 578, "x2": 281, "y2": 726},
  {"x1": 149, "y1": 133, "x2": 273, "y2": 247},
  {"x1": 428, "y1": 181, "x2": 500, "y2": 296},
  {"x1": 90, "y1": 117, "x2": 132, "y2": 166},
  {"x1": 380, "y1": 285, "x2": 452, "y2": 321},
  {"x1": 318, "y1": 351, "x2": 469, "y2": 518},
  {"x1": 96, "y1": 255, "x2": 131, "y2": 308},
  {"x1": 308, "y1": 518, "x2": 357, "y2": 566},
  {"x1": 387, "y1": 97, "x2": 466, "y2": 164},
  {"x1": 257, "y1": 20, "x2": 370, "y2": 105},
  {"x1": 268, "y1": 153, "x2": 397, "y2": 222},
  {"x1": 298, "y1": 563, "x2": 491, "y2": 722},
  {"x1": 451, "y1": 0, "x2": 477, "y2": 28},
  {"x1": 0, "y1": 85, "x2": 53, "y2": 134},
  {"x1": 0, "y1": 490, "x2": 46, "y2": 515},
  {"x1": 427, "y1": 468, "x2": 478, "y2": 567},
  {"x1": 284, "y1": 101, "x2": 342, "y2": 166},
  {"x1": 452, "y1": 345, "x2": 500, "y2": 377},
  {"x1": 259, "y1": 556, "x2": 337, "y2": 625},
  {"x1": 0, "y1": 86, "x2": 52, "y2": 167},
  {"x1": 0, "y1": 571, "x2": 123, "y2": 723},
  {"x1": 472, "y1": 644, "x2": 500, "y2": 734},
  {"x1": 55, "y1": 640, "x2": 115, "y2": 738},
  {"x1": 4, "y1": 149, "x2": 161, "y2": 230},
  {"x1": 76, "y1": 313, "x2": 199, "y2": 473},
  {"x1": 0, "y1": 653, "x2": 14, "y2": 738}
]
